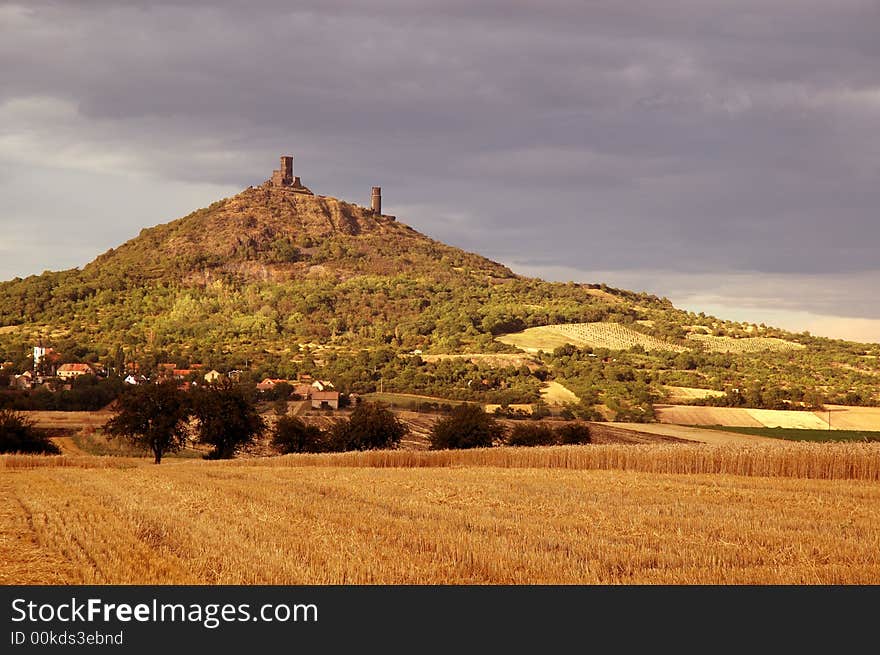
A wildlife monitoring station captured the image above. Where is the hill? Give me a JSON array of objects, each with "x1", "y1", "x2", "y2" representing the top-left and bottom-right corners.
[{"x1": 1, "y1": 164, "x2": 879, "y2": 417}]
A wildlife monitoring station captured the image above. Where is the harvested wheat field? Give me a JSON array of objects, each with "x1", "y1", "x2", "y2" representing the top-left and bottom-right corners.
[
  {"x1": 822, "y1": 405, "x2": 880, "y2": 431},
  {"x1": 657, "y1": 404, "x2": 880, "y2": 431},
  {"x1": 656, "y1": 404, "x2": 835, "y2": 429},
  {"x1": 2, "y1": 443, "x2": 880, "y2": 585},
  {"x1": 20, "y1": 410, "x2": 113, "y2": 431}
]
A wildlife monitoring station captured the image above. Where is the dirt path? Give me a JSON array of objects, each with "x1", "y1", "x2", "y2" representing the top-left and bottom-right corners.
[
  {"x1": 611, "y1": 423, "x2": 784, "y2": 445},
  {"x1": 50, "y1": 436, "x2": 88, "y2": 455}
]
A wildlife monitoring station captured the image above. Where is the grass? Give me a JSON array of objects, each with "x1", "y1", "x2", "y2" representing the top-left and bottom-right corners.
[
  {"x1": 699, "y1": 426, "x2": 880, "y2": 443},
  {"x1": 361, "y1": 392, "x2": 467, "y2": 410}
]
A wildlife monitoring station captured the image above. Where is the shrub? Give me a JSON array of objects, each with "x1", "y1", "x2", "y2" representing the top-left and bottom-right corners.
[
  {"x1": 0, "y1": 410, "x2": 60, "y2": 454},
  {"x1": 555, "y1": 423, "x2": 591, "y2": 445},
  {"x1": 430, "y1": 404, "x2": 505, "y2": 450},
  {"x1": 272, "y1": 416, "x2": 326, "y2": 453},
  {"x1": 507, "y1": 423, "x2": 556, "y2": 447},
  {"x1": 328, "y1": 402, "x2": 407, "y2": 451}
]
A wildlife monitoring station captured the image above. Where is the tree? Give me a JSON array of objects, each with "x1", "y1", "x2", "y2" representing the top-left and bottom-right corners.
[
  {"x1": 0, "y1": 410, "x2": 61, "y2": 454},
  {"x1": 507, "y1": 423, "x2": 555, "y2": 447},
  {"x1": 273, "y1": 415, "x2": 326, "y2": 453},
  {"x1": 105, "y1": 383, "x2": 191, "y2": 464},
  {"x1": 429, "y1": 403, "x2": 505, "y2": 450},
  {"x1": 192, "y1": 383, "x2": 266, "y2": 459},
  {"x1": 329, "y1": 402, "x2": 407, "y2": 451},
  {"x1": 555, "y1": 423, "x2": 591, "y2": 445}
]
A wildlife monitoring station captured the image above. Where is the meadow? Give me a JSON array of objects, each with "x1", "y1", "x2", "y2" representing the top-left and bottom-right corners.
[{"x1": 2, "y1": 443, "x2": 879, "y2": 585}]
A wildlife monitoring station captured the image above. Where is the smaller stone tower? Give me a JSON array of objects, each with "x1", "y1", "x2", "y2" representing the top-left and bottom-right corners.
[{"x1": 371, "y1": 186, "x2": 382, "y2": 214}]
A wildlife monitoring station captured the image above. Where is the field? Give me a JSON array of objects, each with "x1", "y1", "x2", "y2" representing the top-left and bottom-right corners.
[
  {"x1": 496, "y1": 322, "x2": 806, "y2": 355},
  {"x1": 664, "y1": 386, "x2": 727, "y2": 402},
  {"x1": 497, "y1": 323, "x2": 687, "y2": 353},
  {"x1": 2, "y1": 443, "x2": 880, "y2": 584},
  {"x1": 609, "y1": 422, "x2": 783, "y2": 445},
  {"x1": 540, "y1": 380, "x2": 580, "y2": 405},
  {"x1": 360, "y1": 392, "x2": 467, "y2": 410},
  {"x1": 702, "y1": 427, "x2": 880, "y2": 443},
  {"x1": 656, "y1": 404, "x2": 880, "y2": 431},
  {"x1": 419, "y1": 353, "x2": 539, "y2": 369},
  {"x1": 685, "y1": 333, "x2": 805, "y2": 353}
]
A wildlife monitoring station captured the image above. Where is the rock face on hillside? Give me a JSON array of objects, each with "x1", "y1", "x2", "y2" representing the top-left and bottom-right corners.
[{"x1": 83, "y1": 185, "x2": 515, "y2": 285}]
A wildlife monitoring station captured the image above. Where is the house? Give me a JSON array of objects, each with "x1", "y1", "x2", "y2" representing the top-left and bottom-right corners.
[
  {"x1": 57, "y1": 363, "x2": 93, "y2": 380},
  {"x1": 156, "y1": 363, "x2": 176, "y2": 378},
  {"x1": 172, "y1": 369, "x2": 194, "y2": 380},
  {"x1": 124, "y1": 374, "x2": 147, "y2": 385},
  {"x1": 204, "y1": 369, "x2": 222, "y2": 383},
  {"x1": 256, "y1": 378, "x2": 290, "y2": 392},
  {"x1": 310, "y1": 390, "x2": 340, "y2": 410},
  {"x1": 10, "y1": 371, "x2": 34, "y2": 390},
  {"x1": 293, "y1": 383, "x2": 313, "y2": 399},
  {"x1": 311, "y1": 379, "x2": 335, "y2": 392}
]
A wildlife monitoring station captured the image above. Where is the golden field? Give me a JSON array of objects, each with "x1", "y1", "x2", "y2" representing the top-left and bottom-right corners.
[{"x1": 2, "y1": 443, "x2": 880, "y2": 585}]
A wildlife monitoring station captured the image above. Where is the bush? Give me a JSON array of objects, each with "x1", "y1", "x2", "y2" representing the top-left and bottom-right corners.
[
  {"x1": 0, "y1": 410, "x2": 60, "y2": 454},
  {"x1": 430, "y1": 404, "x2": 505, "y2": 450},
  {"x1": 507, "y1": 423, "x2": 555, "y2": 447},
  {"x1": 555, "y1": 423, "x2": 591, "y2": 445},
  {"x1": 272, "y1": 415, "x2": 326, "y2": 453},
  {"x1": 328, "y1": 402, "x2": 407, "y2": 451}
]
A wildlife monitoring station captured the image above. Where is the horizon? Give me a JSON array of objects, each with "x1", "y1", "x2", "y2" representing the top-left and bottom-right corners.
[{"x1": 2, "y1": 2, "x2": 879, "y2": 343}]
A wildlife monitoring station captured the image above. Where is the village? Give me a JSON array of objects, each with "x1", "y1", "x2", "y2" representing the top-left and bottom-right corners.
[{"x1": 3, "y1": 344, "x2": 342, "y2": 410}]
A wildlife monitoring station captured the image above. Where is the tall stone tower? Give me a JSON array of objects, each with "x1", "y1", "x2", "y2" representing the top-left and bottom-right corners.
[
  {"x1": 371, "y1": 186, "x2": 382, "y2": 214},
  {"x1": 272, "y1": 156, "x2": 294, "y2": 187}
]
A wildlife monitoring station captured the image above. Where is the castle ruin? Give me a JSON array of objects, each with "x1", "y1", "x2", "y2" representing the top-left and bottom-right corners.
[
  {"x1": 269, "y1": 155, "x2": 391, "y2": 218},
  {"x1": 270, "y1": 155, "x2": 309, "y2": 192}
]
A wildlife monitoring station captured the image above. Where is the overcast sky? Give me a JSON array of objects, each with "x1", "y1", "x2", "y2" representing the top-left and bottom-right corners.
[{"x1": 2, "y1": 1, "x2": 879, "y2": 342}]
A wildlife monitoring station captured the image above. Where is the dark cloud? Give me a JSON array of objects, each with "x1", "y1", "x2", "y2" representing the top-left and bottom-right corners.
[{"x1": 2, "y1": 1, "x2": 880, "y2": 331}]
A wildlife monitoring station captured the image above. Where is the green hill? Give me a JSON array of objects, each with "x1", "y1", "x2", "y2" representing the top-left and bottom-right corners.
[{"x1": 1, "y1": 180, "x2": 878, "y2": 415}]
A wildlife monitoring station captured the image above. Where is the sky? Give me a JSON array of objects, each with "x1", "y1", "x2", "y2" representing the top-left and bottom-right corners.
[{"x1": 1, "y1": 1, "x2": 879, "y2": 343}]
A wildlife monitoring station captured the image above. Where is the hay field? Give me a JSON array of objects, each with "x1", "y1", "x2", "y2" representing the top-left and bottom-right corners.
[
  {"x1": 497, "y1": 322, "x2": 686, "y2": 353},
  {"x1": 823, "y1": 405, "x2": 880, "y2": 431},
  {"x1": 2, "y1": 445, "x2": 880, "y2": 584},
  {"x1": 656, "y1": 404, "x2": 837, "y2": 429},
  {"x1": 657, "y1": 404, "x2": 880, "y2": 431},
  {"x1": 664, "y1": 386, "x2": 727, "y2": 402},
  {"x1": 608, "y1": 423, "x2": 782, "y2": 446},
  {"x1": 686, "y1": 333, "x2": 805, "y2": 353},
  {"x1": 540, "y1": 380, "x2": 580, "y2": 405},
  {"x1": 655, "y1": 404, "x2": 766, "y2": 427},
  {"x1": 20, "y1": 410, "x2": 113, "y2": 431}
]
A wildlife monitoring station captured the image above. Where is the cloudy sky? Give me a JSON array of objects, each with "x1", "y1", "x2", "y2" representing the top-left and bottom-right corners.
[{"x1": 2, "y1": 1, "x2": 879, "y2": 342}]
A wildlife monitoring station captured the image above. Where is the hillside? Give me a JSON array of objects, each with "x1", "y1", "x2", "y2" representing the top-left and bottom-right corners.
[{"x1": 1, "y1": 175, "x2": 879, "y2": 416}]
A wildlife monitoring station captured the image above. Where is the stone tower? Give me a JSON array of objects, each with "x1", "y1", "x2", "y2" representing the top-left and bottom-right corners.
[
  {"x1": 371, "y1": 186, "x2": 382, "y2": 214},
  {"x1": 272, "y1": 156, "x2": 294, "y2": 187}
]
